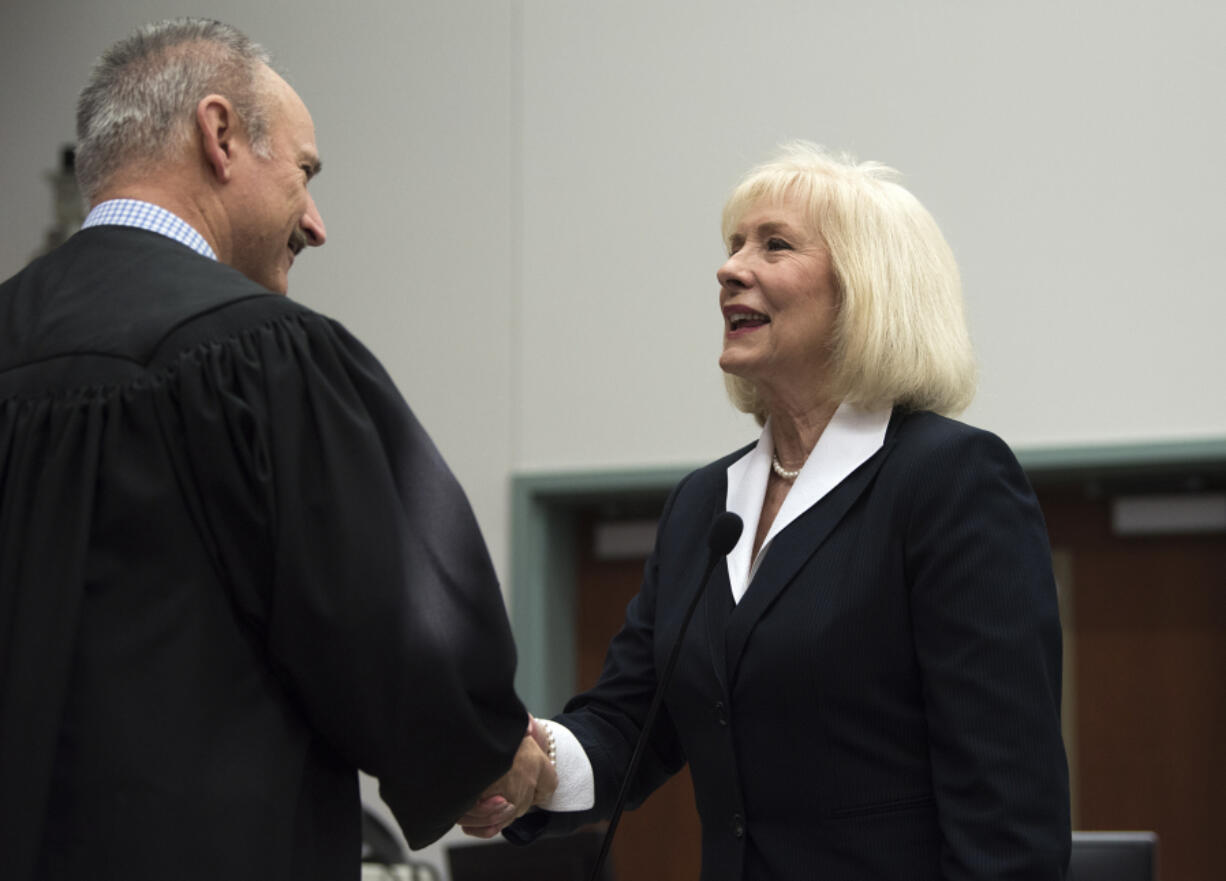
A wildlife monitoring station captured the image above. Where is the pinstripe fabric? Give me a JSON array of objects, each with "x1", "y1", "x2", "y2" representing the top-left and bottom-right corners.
[{"x1": 509, "y1": 408, "x2": 1071, "y2": 880}]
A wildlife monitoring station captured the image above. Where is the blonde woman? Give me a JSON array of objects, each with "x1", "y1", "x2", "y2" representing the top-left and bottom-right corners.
[{"x1": 478, "y1": 143, "x2": 1071, "y2": 881}]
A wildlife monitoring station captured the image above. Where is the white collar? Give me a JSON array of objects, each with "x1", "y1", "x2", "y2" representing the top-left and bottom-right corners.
[{"x1": 724, "y1": 401, "x2": 891, "y2": 602}]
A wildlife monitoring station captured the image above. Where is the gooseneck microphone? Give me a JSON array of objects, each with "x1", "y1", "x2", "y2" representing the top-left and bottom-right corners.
[{"x1": 588, "y1": 511, "x2": 744, "y2": 881}]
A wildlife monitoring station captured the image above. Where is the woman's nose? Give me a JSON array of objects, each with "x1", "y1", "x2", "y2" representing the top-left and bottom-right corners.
[{"x1": 717, "y1": 250, "x2": 752, "y2": 289}]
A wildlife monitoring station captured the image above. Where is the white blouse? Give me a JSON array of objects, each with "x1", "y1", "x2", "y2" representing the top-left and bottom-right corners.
[{"x1": 724, "y1": 401, "x2": 890, "y2": 602}]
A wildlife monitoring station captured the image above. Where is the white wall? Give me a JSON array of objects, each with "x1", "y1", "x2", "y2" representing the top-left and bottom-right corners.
[
  {"x1": 3, "y1": 0, "x2": 1225, "y2": 873},
  {"x1": 6, "y1": 0, "x2": 1225, "y2": 560},
  {"x1": 514, "y1": 0, "x2": 1226, "y2": 470}
]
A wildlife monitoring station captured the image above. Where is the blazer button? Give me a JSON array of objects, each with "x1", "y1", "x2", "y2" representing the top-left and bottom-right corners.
[
  {"x1": 731, "y1": 813, "x2": 745, "y2": 838},
  {"x1": 714, "y1": 701, "x2": 727, "y2": 726}
]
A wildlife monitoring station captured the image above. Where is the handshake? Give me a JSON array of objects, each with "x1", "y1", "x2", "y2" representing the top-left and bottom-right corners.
[{"x1": 457, "y1": 715, "x2": 559, "y2": 838}]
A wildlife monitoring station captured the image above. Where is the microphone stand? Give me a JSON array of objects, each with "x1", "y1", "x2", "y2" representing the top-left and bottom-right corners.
[{"x1": 587, "y1": 512, "x2": 743, "y2": 881}]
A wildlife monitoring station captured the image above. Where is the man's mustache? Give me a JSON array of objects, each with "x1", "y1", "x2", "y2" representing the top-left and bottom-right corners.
[{"x1": 289, "y1": 229, "x2": 308, "y2": 256}]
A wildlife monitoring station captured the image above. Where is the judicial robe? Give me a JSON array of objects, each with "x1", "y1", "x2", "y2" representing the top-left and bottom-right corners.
[{"x1": 0, "y1": 227, "x2": 526, "y2": 880}]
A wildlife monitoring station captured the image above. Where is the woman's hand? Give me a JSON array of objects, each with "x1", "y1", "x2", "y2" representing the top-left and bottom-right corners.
[{"x1": 457, "y1": 719, "x2": 558, "y2": 838}]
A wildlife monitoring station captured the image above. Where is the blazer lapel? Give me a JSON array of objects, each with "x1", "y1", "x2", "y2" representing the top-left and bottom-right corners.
[{"x1": 724, "y1": 441, "x2": 894, "y2": 687}]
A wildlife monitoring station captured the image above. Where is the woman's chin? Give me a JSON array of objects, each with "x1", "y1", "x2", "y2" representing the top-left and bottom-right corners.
[{"x1": 718, "y1": 350, "x2": 756, "y2": 378}]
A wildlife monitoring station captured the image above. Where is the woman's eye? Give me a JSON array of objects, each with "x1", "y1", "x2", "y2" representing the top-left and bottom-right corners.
[{"x1": 766, "y1": 237, "x2": 792, "y2": 251}]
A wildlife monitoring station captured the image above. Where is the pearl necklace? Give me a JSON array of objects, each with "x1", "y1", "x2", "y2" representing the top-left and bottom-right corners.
[{"x1": 771, "y1": 454, "x2": 802, "y2": 481}]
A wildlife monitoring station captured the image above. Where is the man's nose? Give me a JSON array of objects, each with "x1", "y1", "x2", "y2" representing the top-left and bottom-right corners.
[{"x1": 301, "y1": 193, "x2": 327, "y2": 247}]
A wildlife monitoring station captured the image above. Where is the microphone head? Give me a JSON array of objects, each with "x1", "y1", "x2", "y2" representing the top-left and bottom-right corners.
[{"x1": 708, "y1": 511, "x2": 744, "y2": 556}]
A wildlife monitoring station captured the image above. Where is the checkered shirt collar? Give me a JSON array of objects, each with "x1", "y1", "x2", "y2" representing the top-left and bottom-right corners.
[{"x1": 81, "y1": 199, "x2": 217, "y2": 261}]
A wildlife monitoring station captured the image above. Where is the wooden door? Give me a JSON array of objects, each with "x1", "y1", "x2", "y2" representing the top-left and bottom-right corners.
[
  {"x1": 572, "y1": 485, "x2": 1226, "y2": 881},
  {"x1": 575, "y1": 510, "x2": 702, "y2": 881},
  {"x1": 1039, "y1": 488, "x2": 1226, "y2": 881}
]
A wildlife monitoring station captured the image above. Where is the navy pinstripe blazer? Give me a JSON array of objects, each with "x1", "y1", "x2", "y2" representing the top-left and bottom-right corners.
[{"x1": 509, "y1": 408, "x2": 1070, "y2": 880}]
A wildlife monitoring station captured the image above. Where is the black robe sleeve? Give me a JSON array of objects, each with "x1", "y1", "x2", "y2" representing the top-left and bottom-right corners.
[{"x1": 162, "y1": 306, "x2": 526, "y2": 847}]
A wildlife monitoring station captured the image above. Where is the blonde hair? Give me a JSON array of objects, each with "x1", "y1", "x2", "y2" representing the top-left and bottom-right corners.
[{"x1": 721, "y1": 142, "x2": 976, "y2": 422}]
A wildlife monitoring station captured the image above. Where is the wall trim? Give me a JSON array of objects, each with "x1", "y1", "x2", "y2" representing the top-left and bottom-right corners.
[
  {"x1": 1014, "y1": 437, "x2": 1226, "y2": 475},
  {"x1": 510, "y1": 438, "x2": 1226, "y2": 713}
]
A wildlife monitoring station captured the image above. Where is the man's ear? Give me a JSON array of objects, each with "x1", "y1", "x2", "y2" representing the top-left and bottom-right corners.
[{"x1": 197, "y1": 94, "x2": 239, "y2": 183}]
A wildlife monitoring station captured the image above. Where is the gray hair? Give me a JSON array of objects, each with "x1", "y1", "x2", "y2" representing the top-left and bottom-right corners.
[{"x1": 75, "y1": 18, "x2": 274, "y2": 201}]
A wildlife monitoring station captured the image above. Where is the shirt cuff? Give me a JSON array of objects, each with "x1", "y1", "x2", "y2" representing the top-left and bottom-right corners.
[{"x1": 539, "y1": 719, "x2": 595, "y2": 811}]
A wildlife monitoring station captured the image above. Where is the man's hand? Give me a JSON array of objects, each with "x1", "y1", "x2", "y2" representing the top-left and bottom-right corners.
[{"x1": 458, "y1": 720, "x2": 558, "y2": 838}]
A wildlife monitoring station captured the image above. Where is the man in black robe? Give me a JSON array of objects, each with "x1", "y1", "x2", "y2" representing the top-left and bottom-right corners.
[{"x1": 0, "y1": 18, "x2": 553, "y2": 880}]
